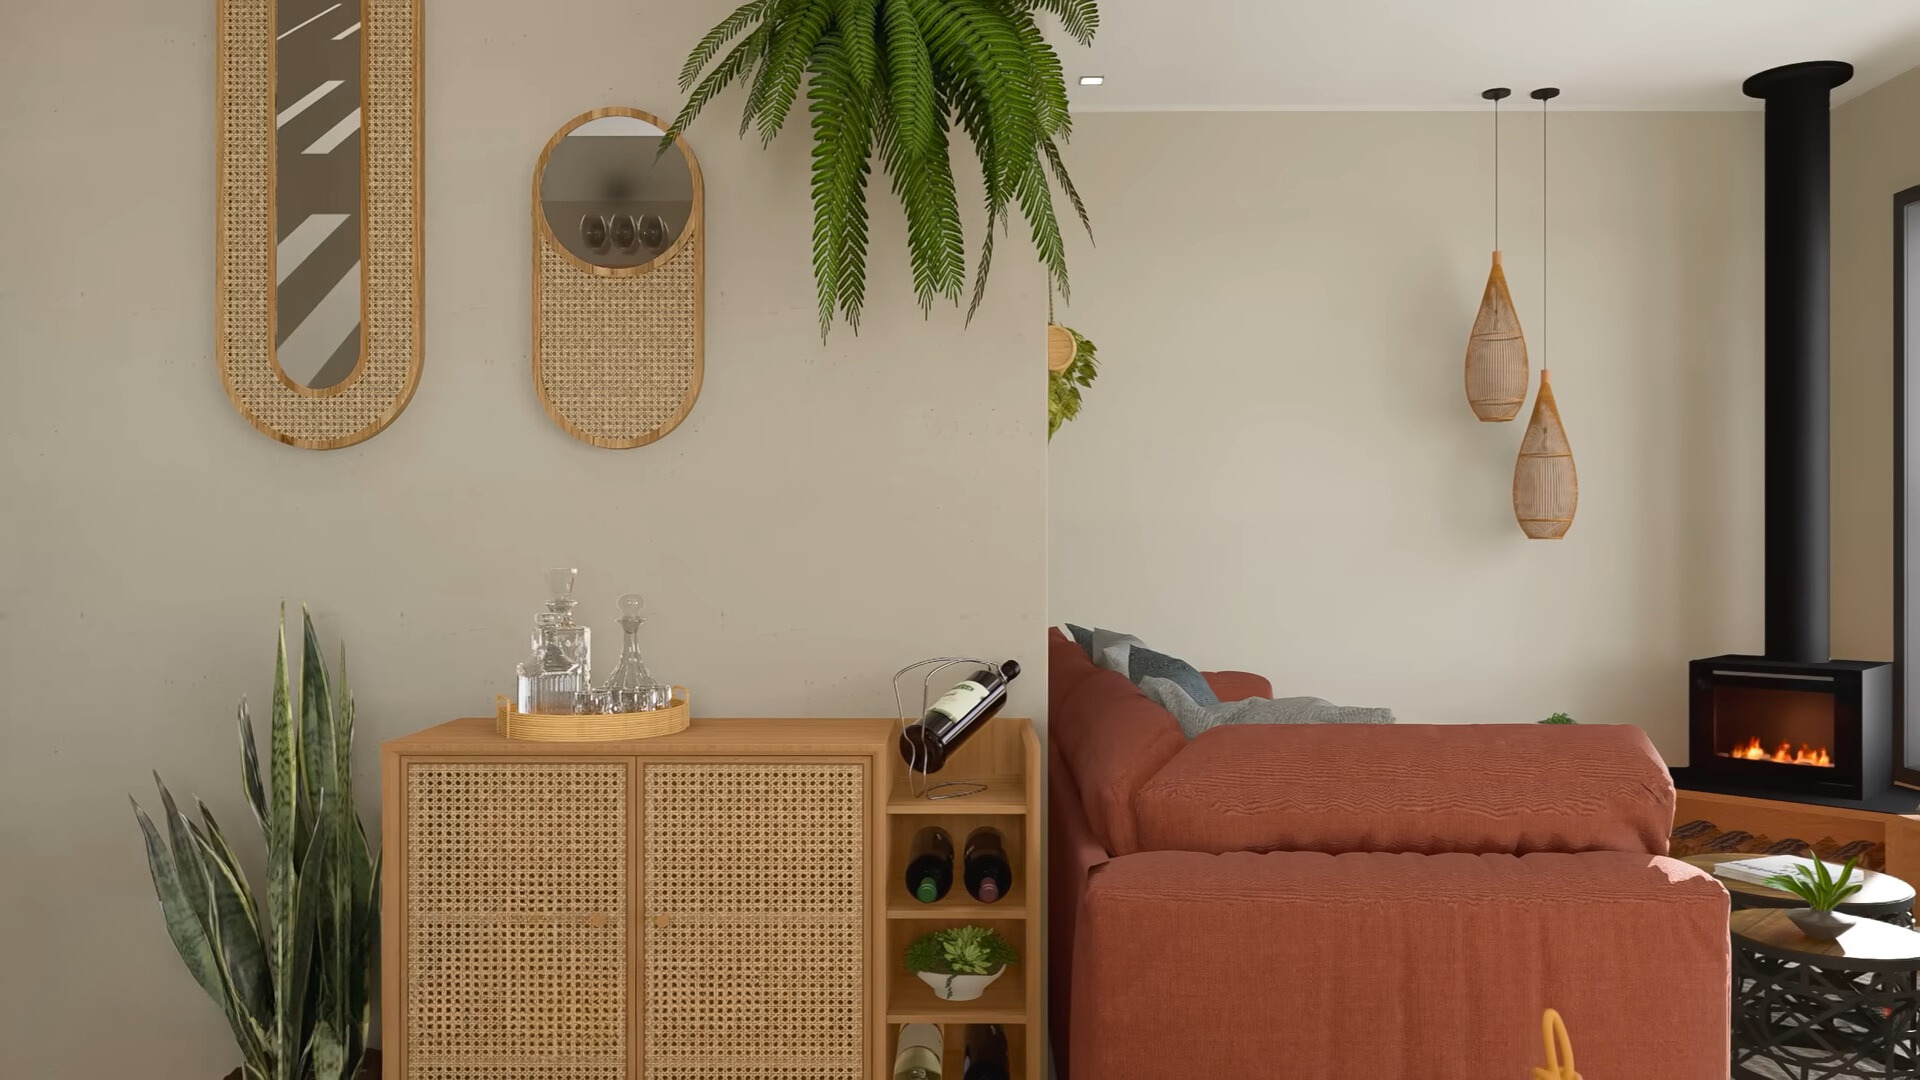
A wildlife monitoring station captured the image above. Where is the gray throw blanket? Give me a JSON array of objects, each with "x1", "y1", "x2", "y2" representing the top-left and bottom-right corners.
[{"x1": 1139, "y1": 676, "x2": 1396, "y2": 739}]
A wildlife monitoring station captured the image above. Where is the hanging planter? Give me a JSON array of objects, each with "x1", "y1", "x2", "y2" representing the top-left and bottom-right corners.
[
  {"x1": 1047, "y1": 323, "x2": 1077, "y2": 373},
  {"x1": 1048, "y1": 323, "x2": 1098, "y2": 438},
  {"x1": 666, "y1": 0, "x2": 1099, "y2": 338},
  {"x1": 1513, "y1": 87, "x2": 1578, "y2": 539},
  {"x1": 1464, "y1": 88, "x2": 1528, "y2": 422}
]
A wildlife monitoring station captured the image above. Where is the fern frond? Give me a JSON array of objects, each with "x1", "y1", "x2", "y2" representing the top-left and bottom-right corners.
[
  {"x1": 808, "y1": 30, "x2": 875, "y2": 335},
  {"x1": 1028, "y1": 0, "x2": 1098, "y2": 45},
  {"x1": 748, "y1": 0, "x2": 834, "y2": 143},
  {"x1": 679, "y1": 0, "x2": 771, "y2": 91},
  {"x1": 1043, "y1": 136, "x2": 1089, "y2": 239},
  {"x1": 834, "y1": 0, "x2": 881, "y2": 91},
  {"x1": 663, "y1": 18, "x2": 772, "y2": 150},
  {"x1": 880, "y1": 0, "x2": 938, "y2": 162},
  {"x1": 874, "y1": 105, "x2": 964, "y2": 311}
]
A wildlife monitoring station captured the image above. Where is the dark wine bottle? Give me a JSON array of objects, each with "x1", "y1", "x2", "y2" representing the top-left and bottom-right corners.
[
  {"x1": 963, "y1": 826, "x2": 1013, "y2": 903},
  {"x1": 962, "y1": 1024, "x2": 1010, "y2": 1080},
  {"x1": 899, "y1": 660, "x2": 1022, "y2": 773},
  {"x1": 903, "y1": 826, "x2": 954, "y2": 903}
]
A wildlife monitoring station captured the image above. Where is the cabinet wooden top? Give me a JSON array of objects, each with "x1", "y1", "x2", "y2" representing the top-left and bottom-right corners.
[{"x1": 383, "y1": 715, "x2": 1031, "y2": 758}]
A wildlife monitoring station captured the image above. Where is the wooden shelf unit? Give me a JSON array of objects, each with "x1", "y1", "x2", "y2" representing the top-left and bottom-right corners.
[
  {"x1": 884, "y1": 715, "x2": 1043, "y2": 1080},
  {"x1": 380, "y1": 713, "x2": 1039, "y2": 1080}
]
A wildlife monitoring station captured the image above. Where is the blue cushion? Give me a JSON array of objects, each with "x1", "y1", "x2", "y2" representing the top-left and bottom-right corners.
[{"x1": 1128, "y1": 645, "x2": 1221, "y2": 708}]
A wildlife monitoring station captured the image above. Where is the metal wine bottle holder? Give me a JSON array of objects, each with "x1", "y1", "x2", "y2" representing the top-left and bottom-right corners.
[{"x1": 893, "y1": 657, "x2": 1001, "y2": 801}]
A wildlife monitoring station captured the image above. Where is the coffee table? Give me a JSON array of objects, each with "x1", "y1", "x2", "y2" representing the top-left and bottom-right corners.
[
  {"x1": 1685, "y1": 853, "x2": 1916, "y2": 926},
  {"x1": 1731, "y1": 908, "x2": 1920, "y2": 1078}
]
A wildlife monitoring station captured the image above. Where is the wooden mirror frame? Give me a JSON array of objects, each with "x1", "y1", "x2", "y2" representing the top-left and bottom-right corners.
[
  {"x1": 531, "y1": 107, "x2": 705, "y2": 450},
  {"x1": 215, "y1": 0, "x2": 423, "y2": 450}
]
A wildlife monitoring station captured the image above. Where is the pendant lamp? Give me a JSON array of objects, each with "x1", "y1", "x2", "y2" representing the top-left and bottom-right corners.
[
  {"x1": 1465, "y1": 87, "x2": 1528, "y2": 422},
  {"x1": 1513, "y1": 88, "x2": 1578, "y2": 539}
]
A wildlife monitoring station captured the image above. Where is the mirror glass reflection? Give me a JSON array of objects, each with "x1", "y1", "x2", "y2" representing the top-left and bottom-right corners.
[
  {"x1": 539, "y1": 115, "x2": 695, "y2": 269},
  {"x1": 274, "y1": 0, "x2": 363, "y2": 389}
]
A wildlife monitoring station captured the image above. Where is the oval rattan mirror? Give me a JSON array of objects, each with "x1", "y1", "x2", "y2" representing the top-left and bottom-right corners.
[
  {"x1": 217, "y1": 0, "x2": 423, "y2": 448},
  {"x1": 531, "y1": 107, "x2": 704, "y2": 449}
]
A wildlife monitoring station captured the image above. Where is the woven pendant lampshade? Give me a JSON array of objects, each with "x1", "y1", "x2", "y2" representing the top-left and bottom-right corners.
[
  {"x1": 1513, "y1": 370, "x2": 1577, "y2": 538},
  {"x1": 1513, "y1": 87, "x2": 1577, "y2": 539},
  {"x1": 1465, "y1": 87, "x2": 1527, "y2": 422}
]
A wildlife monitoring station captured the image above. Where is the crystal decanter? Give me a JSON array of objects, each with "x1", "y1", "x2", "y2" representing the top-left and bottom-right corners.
[
  {"x1": 601, "y1": 593, "x2": 670, "y2": 712},
  {"x1": 514, "y1": 567, "x2": 592, "y2": 713}
]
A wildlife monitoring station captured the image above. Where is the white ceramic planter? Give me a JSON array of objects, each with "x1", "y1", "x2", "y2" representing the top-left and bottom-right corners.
[{"x1": 917, "y1": 965, "x2": 1006, "y2": 1002}]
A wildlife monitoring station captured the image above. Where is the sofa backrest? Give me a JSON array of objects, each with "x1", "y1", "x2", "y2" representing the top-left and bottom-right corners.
[{"x1": 1134, "y1": 722, "x2": 1677, "y2": 857}]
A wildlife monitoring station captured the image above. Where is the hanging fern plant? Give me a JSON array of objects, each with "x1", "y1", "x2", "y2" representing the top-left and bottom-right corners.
[
  {"x1": 1048, "y1": 324, "x2": 1097, "y2": 438},
  {"x1": 666, "y1": 0, "x2": 1098, "y2": 337}
]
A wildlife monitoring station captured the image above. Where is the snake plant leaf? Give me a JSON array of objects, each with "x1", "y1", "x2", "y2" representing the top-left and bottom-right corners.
[
  {"x1": 132, "y1": 797, "x2": 224, "y2": 1004},
  {"x1": 300, "y1": 607, "x2": 339, "y2": 820},
  {"x1": 190, "y1": 826, "x2": 273, "y2": 1046},
  {"x1": 155, "y1": 775, "x2": 212, "y2": 937},
  {"x1": 286, "y1": 798, "x2": 333, "y2": 1078},
  {"x1": 310, "y1": 1017, "x2": 347, "y2": 1080},
  {"x1": 197, "y1": 797, "x2": 259, "y2": 920},
  {"x1": 239, "y1": 699, "x2": 269, "y2": 834},
  {"x1": 266, "y1": 604, "x2": 301, "y2": 1075}
]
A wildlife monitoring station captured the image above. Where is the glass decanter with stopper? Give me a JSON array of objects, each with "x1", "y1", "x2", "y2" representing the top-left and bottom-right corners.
[
  {"x1": 514, "y1": 568, "x2": 592, "y2": 713},
  {"x1": 600, "y1": 593, "x2": 670, "y2": 712}
]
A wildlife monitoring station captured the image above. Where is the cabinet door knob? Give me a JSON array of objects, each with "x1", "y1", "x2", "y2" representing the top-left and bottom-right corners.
[
  {"x1": 586, "y1": 913, "x2": 607, "y2": 928},
  {"x1": 651, "y1": 914, "x2": 671, "y2": 929}
]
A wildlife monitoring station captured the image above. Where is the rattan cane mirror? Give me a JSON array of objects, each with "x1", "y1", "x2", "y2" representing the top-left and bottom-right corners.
[
  {"x1": 532, "y1": 108, "x2": 704, "y2": 449},
  {"x1": 216, "y1": 0, "x2": 423, "y2": 450}
]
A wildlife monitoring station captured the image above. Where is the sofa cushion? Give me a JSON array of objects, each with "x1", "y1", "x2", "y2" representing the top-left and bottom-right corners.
[
  {"x1": 1054, "y1": 668, "x2": 1188, "y2": 855},
  {"x1": 1064, "y1": 623, "x2": 1095, "y2": 655},
  {"x1": 1139, "y1": 677, "x2": 1391, "y2": 737},
  {"x1": 1135, "y1": 722, "x2": 1675, "y2": 856},
  {"x1": 1128, "y1": 647, "x2": 1221, "y2": 707},
  {"x1": 1073, "y1": 849, "x2": 1729, "y2": 1080}
]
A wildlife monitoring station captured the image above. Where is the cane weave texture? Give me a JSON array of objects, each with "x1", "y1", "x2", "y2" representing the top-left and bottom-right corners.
[
  {"x1": 217, "y1": 0, "x2": 421, "y2": 448},
  {"x1": 534, "y1": 232, "x2": 701, "y2": 448},
  {"x1": 642, "y1": 762, "x2": 864, "y2": 1079},
  {"x1": 405, "y1": 763, "x2": 628, "y2": 1080}
]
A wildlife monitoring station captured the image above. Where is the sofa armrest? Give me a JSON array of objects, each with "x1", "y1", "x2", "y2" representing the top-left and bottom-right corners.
[
  {"x1": 1136, "y1": 722, "x2": 1675, "y2": 856},
  {"x1": 1203, "y1": 670, "x2": 1272, "y2": 702}
]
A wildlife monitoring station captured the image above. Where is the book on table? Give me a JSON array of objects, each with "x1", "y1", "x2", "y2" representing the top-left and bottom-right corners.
[{"x1": 1711, "y1": 854, "x2": 1852, "y2": 888}]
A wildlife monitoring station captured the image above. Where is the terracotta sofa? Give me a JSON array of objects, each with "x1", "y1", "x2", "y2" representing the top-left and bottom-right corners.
[{"x1": 1047, "y1": 629, "x2": 1729, "y2": 1079}]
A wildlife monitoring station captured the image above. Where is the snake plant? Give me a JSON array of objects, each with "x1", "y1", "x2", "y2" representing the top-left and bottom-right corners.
[
  {"x1": 131, "y1": 606, "x2": 378, "y2": 1080},
  {"x1": 666, "y1": 0, "x2": 1098, "y2": 337}
]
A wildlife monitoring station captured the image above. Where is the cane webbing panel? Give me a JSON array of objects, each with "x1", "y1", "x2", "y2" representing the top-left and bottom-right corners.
[
  {"x1": 217, "y1": 0, "x2": 420, "y2": 448},
  {"x1": 643, "y1": 762, "x2": 864, "y2": 1079},
  {"x1": 405, "y1": 763, "x2": 628, "y2": 1080},
  {"x1": 535, "y1": 231, "x2": 700, "y2": 448}
]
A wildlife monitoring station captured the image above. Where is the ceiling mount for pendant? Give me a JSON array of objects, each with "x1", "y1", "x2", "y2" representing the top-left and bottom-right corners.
[{"x1": 1530, "y1": 87, "x2": 1561, "y2": 103}]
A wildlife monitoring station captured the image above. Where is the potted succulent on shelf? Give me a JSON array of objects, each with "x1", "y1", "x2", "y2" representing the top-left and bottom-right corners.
[
  {"x1": 130, "y1": 606, "x2": 380, "y2": 1080},
  {"x1": 1765, "y1": 851, "x2": 1865, "y2": 941},
  {"x1": 905, "y1": 925, "x2": 1018, "y2": 1001}
]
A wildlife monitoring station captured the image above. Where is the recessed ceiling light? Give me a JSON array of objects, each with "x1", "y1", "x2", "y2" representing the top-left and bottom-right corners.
[{"x1": 1078, "y1": 75, "x2": 1105, "y2": 86}]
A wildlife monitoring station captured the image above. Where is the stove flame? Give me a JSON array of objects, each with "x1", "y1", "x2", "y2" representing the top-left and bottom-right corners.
[{"x1": 1725, "y1": 736, "x2": 1832, "y2": 767}]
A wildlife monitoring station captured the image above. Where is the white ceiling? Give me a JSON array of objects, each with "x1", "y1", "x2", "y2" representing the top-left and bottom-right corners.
[{"x1": 1054, "y1": 0, "x2": 1920, "y2": 111}]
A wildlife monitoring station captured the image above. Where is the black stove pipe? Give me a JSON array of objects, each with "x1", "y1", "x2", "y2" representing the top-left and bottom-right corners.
[{"x1": 1742, "y1": 60, "x2": 1852, "y2": 664}]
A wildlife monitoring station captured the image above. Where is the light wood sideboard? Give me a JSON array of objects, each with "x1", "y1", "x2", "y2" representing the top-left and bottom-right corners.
[{"x1": 381, "y1": 714, "x2": 1041, "y2": 1080}]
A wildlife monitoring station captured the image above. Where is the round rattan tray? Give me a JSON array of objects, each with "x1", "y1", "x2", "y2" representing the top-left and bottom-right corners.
[{"x1": 494, "y1": 688, "x2": 690, "y2": 741}]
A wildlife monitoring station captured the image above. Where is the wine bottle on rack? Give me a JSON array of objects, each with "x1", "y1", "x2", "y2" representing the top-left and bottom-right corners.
[
  {"x1": 963, "y1": 826, "x2": 1013, "y2": 903},
  {"x1": 963, "y1": 1024, "x2": 1010, "y2": 1080},
  {"x1": 899, "y1": 660, "x2": 1022, "y2": 773},
  {"x1": 903, "y1": 826, "x2": 954, "y2": 903},
  {"x1": 894, "y1": 1023, "x2": 943, "y2": 1080}
]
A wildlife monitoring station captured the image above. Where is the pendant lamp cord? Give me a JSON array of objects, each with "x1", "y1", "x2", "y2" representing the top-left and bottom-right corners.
[
  {"x1": 1540, "y1": 92, "x2": 1547, "y2": 368},
  {"x1": 1493, "y1": 95, "x2": 1500, "y2": 251}
]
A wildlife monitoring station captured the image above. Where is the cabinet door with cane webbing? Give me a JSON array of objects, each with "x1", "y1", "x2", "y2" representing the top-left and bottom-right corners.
[
  {"x1": 403, "y1": 762, "x2": 630, "y2": 1080},
  {"x1": 642, "y1": 762, "x2": 866, "y2": 1080}
]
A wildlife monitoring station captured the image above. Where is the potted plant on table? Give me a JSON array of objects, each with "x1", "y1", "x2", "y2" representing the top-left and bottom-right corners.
[
  {"x1": 130, "y1": 607, "x2": 379, "y2": 1080},
  {"x1": 905, "y1": 925, "x2": 1018, "y2": 1001},
  {"x1": 1764, "y1": 851, "x2": 1864, "y2": 941}
]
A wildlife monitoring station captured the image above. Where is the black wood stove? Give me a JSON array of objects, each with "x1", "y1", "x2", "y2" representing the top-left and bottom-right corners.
[{"x1": 1686, "y1": 62, "x2": 1894, "y2": 803}]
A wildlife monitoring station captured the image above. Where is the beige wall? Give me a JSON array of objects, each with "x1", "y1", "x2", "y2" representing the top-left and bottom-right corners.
[
  {"x1": 0, "y1": 1, "x2": 1045, "y2": 1075},
  {"x1": 1833, "y1": 65, "x2": 1920, "y2": 664},
  {"x1": 1048, "y1": 111, "x2": 1767, "y2": 760}
]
